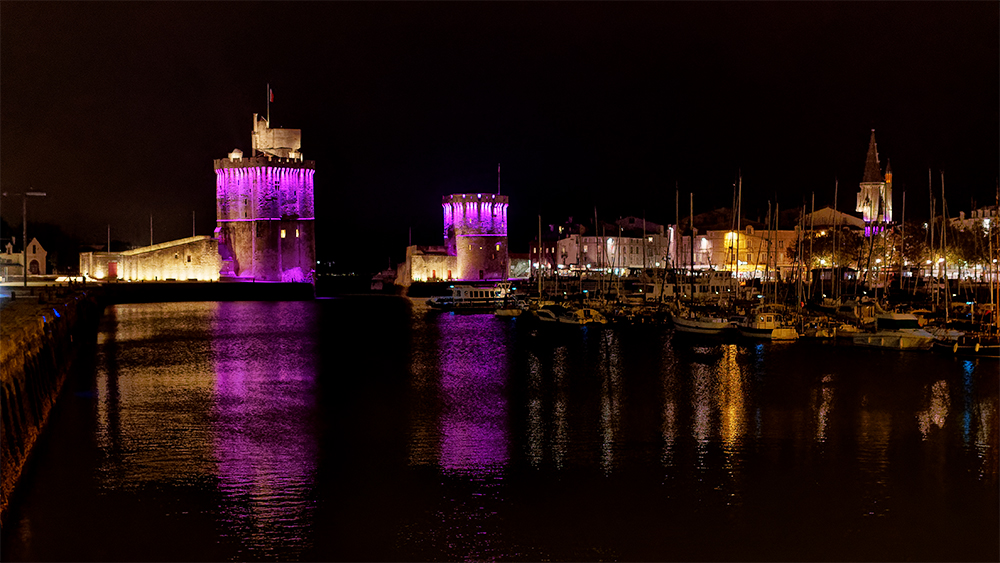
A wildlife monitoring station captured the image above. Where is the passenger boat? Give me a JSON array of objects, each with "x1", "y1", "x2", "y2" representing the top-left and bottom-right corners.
[
  {"x1": 427, "y1": 284, "x2": 514, "y2": 312},
  {"x1": 735, "y1": 305, "x2": 798, "y2": 340},
  {"x1": 851, "y1": 312, "x2": 935, "y2": 350}
]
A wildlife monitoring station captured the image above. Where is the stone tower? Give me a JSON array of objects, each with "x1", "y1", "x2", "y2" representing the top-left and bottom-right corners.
[
  {"x1": 443, "y1": 193, "x2": 509, "y2": 281},
  {"x1": 214, "y1": 114, "x2": 316, "y2": 282},
  {"x1": 855, "y1": 129, "x2": 892, "y2": 237}
]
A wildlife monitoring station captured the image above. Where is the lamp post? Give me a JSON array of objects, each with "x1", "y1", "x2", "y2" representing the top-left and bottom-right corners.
[{"x1": 2, "y1": 190, "x2": 47, "y2": 287}]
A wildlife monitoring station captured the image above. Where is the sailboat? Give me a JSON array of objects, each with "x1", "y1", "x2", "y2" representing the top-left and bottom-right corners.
[
  {"x1": 934, "y1": 179, "x2": 1000, "y2": 357},
  {"x1": 736, "y1": 303, "x2": 799, "y2": 340},
  {"x1": 672, "y1": 304, "x2": 736, "y2": 335},
  {"x1": 734, "y1": 200, "x2": 800, "y2": 340}
]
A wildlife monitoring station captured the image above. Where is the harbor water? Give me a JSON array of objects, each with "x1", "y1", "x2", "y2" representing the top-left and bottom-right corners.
[{"x1": 2, "y1": 297, "x2": 997, "y2": 561}]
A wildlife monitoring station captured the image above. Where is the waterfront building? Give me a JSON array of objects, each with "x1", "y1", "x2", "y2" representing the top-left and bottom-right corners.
[
  {"x1": 856, "y1": 130, "x2": 893, "y2": 237},
  {"x1": 213, "y1": 114, "x2": 316, "y2": 282},
  {"x1": 675, "y1": 224, "x2": 803, "y2": 281},
  {"x1": 79, "y1": 236, "x2": 221, "y2": 281},
  {"x1": 539, "y1": 217, "x2": 672, "y2": 275},
  {"x1": 396, "y1": 192, "x2": 511, "y2": 286},
  {"x1": 396, "y1": 244, "x2": 453, "y2": 285},
  {"x1": 1, "y1": 238, "x2": 47, "y2": 279},
  {"x1": 77, "y1": 113, "x2": 315, "y2": 284},
  {"x1": 951, "y1": 205, "x2": 999, "y2": 232}
]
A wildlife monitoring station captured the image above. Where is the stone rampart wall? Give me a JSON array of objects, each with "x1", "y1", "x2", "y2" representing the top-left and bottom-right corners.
[
  {"x1": 118, "y1": 236, "x2": 221, "y2": 281},
  {"x1": 0, "y1": 289, "x2": 103, "y2": 525}
]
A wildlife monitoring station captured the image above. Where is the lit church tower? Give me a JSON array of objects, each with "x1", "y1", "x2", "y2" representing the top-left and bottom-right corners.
[
  {"x1": 855, "y1": 129, "x2": 892, "y2": 237},
  {"x1": 214, "y1": 114, "x2": 316, "y2": 282},
  {"x1": 443, "y1": 193, "x2": 509, "y2": 281}
]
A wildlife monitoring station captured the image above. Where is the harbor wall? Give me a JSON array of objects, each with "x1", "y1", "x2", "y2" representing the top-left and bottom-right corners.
[{"x1": 0, "y1": 289, "x2": 104, "y2": 526}]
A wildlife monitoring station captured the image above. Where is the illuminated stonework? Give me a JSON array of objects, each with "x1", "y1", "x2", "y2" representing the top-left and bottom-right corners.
[
  {"x1": 79, "y1": 236, "x2": 221, "y2": 281},
  {"x1": 856, "y1": 130, "x2": 892, "y2": 237},
  {"x1": 214, "y1": 114, "x2": 316, "y2": 282},
  {"x1": 443, "y1": 193, "x2": 509, "y2": 281}
]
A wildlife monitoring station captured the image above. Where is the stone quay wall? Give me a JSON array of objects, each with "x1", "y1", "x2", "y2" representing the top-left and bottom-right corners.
[{"x1": 0, "y1": 288, "x2": 103, "y2": 525}]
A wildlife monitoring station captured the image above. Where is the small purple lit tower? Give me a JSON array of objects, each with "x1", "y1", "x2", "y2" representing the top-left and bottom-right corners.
[
  {"x1": 443, "y1": 193, "x2": 509, "y2": 281},
  {"x1": 214, "y1": 114, "x2": 316, "y2": 282},
  {"x1": 855, "y1": 130, "x2": 893, "y2": 237}
]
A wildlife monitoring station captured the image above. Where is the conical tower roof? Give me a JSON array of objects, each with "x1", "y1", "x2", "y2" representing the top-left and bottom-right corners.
[{"x1": 862, "y1": 129, "x2": 882, "y2": 183}]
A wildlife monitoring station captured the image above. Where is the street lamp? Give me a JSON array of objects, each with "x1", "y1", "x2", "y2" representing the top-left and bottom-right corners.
[{"x1": 2, "y1": 190, "x2": 47, "y2": 287}]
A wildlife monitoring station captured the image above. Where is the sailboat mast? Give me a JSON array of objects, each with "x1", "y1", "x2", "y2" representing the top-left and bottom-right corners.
[
  {"x1": 764, "y1": 201, "x2": 772, "y2": 303},
  {"x1": 941, "y1": 171, "x2": 950, "y2": 320},
  {"x1": 809, "y1": 192, "x2": 815, "y2": 300},
  {"x1": 986, "y1": 178, "x2": 1000, "y2": 329},
  {"x1": 690, "y1": 192, "x2": 695, "y2": 301},
  {"x1": 737, "y1": 175, "x2": 743, "y2": 283},
  {"x1": 774, "y1": 202, "x2": 779, "y2": 304},
  {"x1": 832, "y1": 179, "x2": 839, "y2": 299},
  {"x1": 538, "y1": 214, "x2": 543, "y2": 302},
  {"x1": 900, "y1": 190, "x2": 906, "y2": 292}
]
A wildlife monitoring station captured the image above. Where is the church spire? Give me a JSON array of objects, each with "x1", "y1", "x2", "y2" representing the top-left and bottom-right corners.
[{"x1": 862, "y1": 129, "x2": 882, "y2": 183}]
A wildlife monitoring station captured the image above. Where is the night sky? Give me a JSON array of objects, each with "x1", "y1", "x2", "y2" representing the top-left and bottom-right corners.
[{"x1": 2, "y1": 2, "x2": 997, "y2": 273}]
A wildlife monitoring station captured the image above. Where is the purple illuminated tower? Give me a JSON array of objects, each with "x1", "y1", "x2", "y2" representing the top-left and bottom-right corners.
[
  {"x1": 856, "y1": 130, "x2": 892, "y2": 237},
  {"x1": 443, "y1": 193, "x2": 509, "y2": 281},
  {"x1": 214, "y1": 114, "x2": 316, "y2": 282}
]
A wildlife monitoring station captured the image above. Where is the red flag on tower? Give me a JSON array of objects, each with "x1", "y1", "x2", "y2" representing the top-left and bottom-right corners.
[{"x1": 270, "y1": 88, "x2": 274, "y2": 102}]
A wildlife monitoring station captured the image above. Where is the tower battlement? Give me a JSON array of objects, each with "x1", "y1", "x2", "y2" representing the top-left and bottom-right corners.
[
  {"x1": 214, "y1": 116, "x2": 317, "y2": 283},
  {"x1": 442, "y1": 193, "x2": 509, "y2": 281}
]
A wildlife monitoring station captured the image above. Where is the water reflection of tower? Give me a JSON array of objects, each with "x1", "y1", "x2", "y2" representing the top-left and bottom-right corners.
[
  {"x1": 443, "y1": 193, "x2": 509, "y2": 281},
  {"x1": 214, "y1": 114, "x2": 316, "y2": 282}
]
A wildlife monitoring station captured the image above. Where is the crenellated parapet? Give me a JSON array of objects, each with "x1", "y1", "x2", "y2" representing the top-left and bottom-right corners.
[
  {"x1": 214, "y1": 157, "x2": 316, "y2": 222},
  {"x1": 442, "y1": 193, "x2": 509, "y2": 281},
  {"x1": 214, "y1": 116, "x2": 317, "y2": 283}
]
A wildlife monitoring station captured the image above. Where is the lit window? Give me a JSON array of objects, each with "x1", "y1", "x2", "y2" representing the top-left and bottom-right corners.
[
  {"x1": 281, "y1": 229, "x2": 286, "y2": 239},
  {"x1": 495, "y1": 243, "x2": 500, "y2": 251},
  {"x1": 296, "y1": 229, "x2": 300, "y2": 237}
]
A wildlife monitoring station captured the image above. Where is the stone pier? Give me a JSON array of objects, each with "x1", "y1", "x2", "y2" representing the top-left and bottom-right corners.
[{"x1": 0, "y1": 288, "x2": 103, "y2": 525}]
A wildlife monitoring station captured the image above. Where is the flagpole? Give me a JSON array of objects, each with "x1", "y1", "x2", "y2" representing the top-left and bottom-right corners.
[
  {"x1": 266, "y1": 83, "x2": 270, "y2": 126},
  {"x1": 497, "y1": 163, "x2": 501, "y2": 195}
]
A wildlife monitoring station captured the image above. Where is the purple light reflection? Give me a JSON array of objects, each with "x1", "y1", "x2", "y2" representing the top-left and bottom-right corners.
[
  {"x1": 436, "y1": 315, "x2": 510, "y2": 475},
  {"x1": 408, "y1": 312, "x2": 511, "y2": 476},
  {"x1": 405, "y1": 311, "x2": 515, "y2": 560},
  {"x1": 210, "y1": 301, "x2": 318, "y2": 559}
]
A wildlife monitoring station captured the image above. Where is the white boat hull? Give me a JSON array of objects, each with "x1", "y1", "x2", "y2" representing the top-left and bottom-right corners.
[
  {"x1": 737, "y1": 326, "x2": 799, "y2": 340},
  {"x1": 852, "y1": 331, "x2": 934, "y2": 350},
  {"x1": 673, "y1": 316, "x2": 733, "y2": 335}
]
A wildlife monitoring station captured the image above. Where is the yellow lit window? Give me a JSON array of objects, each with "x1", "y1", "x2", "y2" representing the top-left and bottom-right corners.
[{"x1": 281, "y1": 229, "x2": 287, "y2": 239}]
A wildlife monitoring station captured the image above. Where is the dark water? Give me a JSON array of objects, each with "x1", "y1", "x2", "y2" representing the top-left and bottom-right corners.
[{"x1": 2, "y1": 297, "x2": 997, "y2": 561}]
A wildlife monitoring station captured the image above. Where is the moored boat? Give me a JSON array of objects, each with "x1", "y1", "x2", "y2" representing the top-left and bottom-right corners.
[
  {"x1": 672, "y1": 311, "x2": 735, "y2": 335},
  {"x1": 933, "y1": 326, "x2": 1000, "y2": 357},
  {"x1": 852, "y1": 312, "x2": 934, "y2": 350},
  {"x1": 533, "y1": 305, "x2": 608, "y2": 325},
  {"x1": 427, "y1": 284, "x2": 514, "y2": 312},
  {"x1": 736, "y1": 305, "x2": 798, "y2": 340}
]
